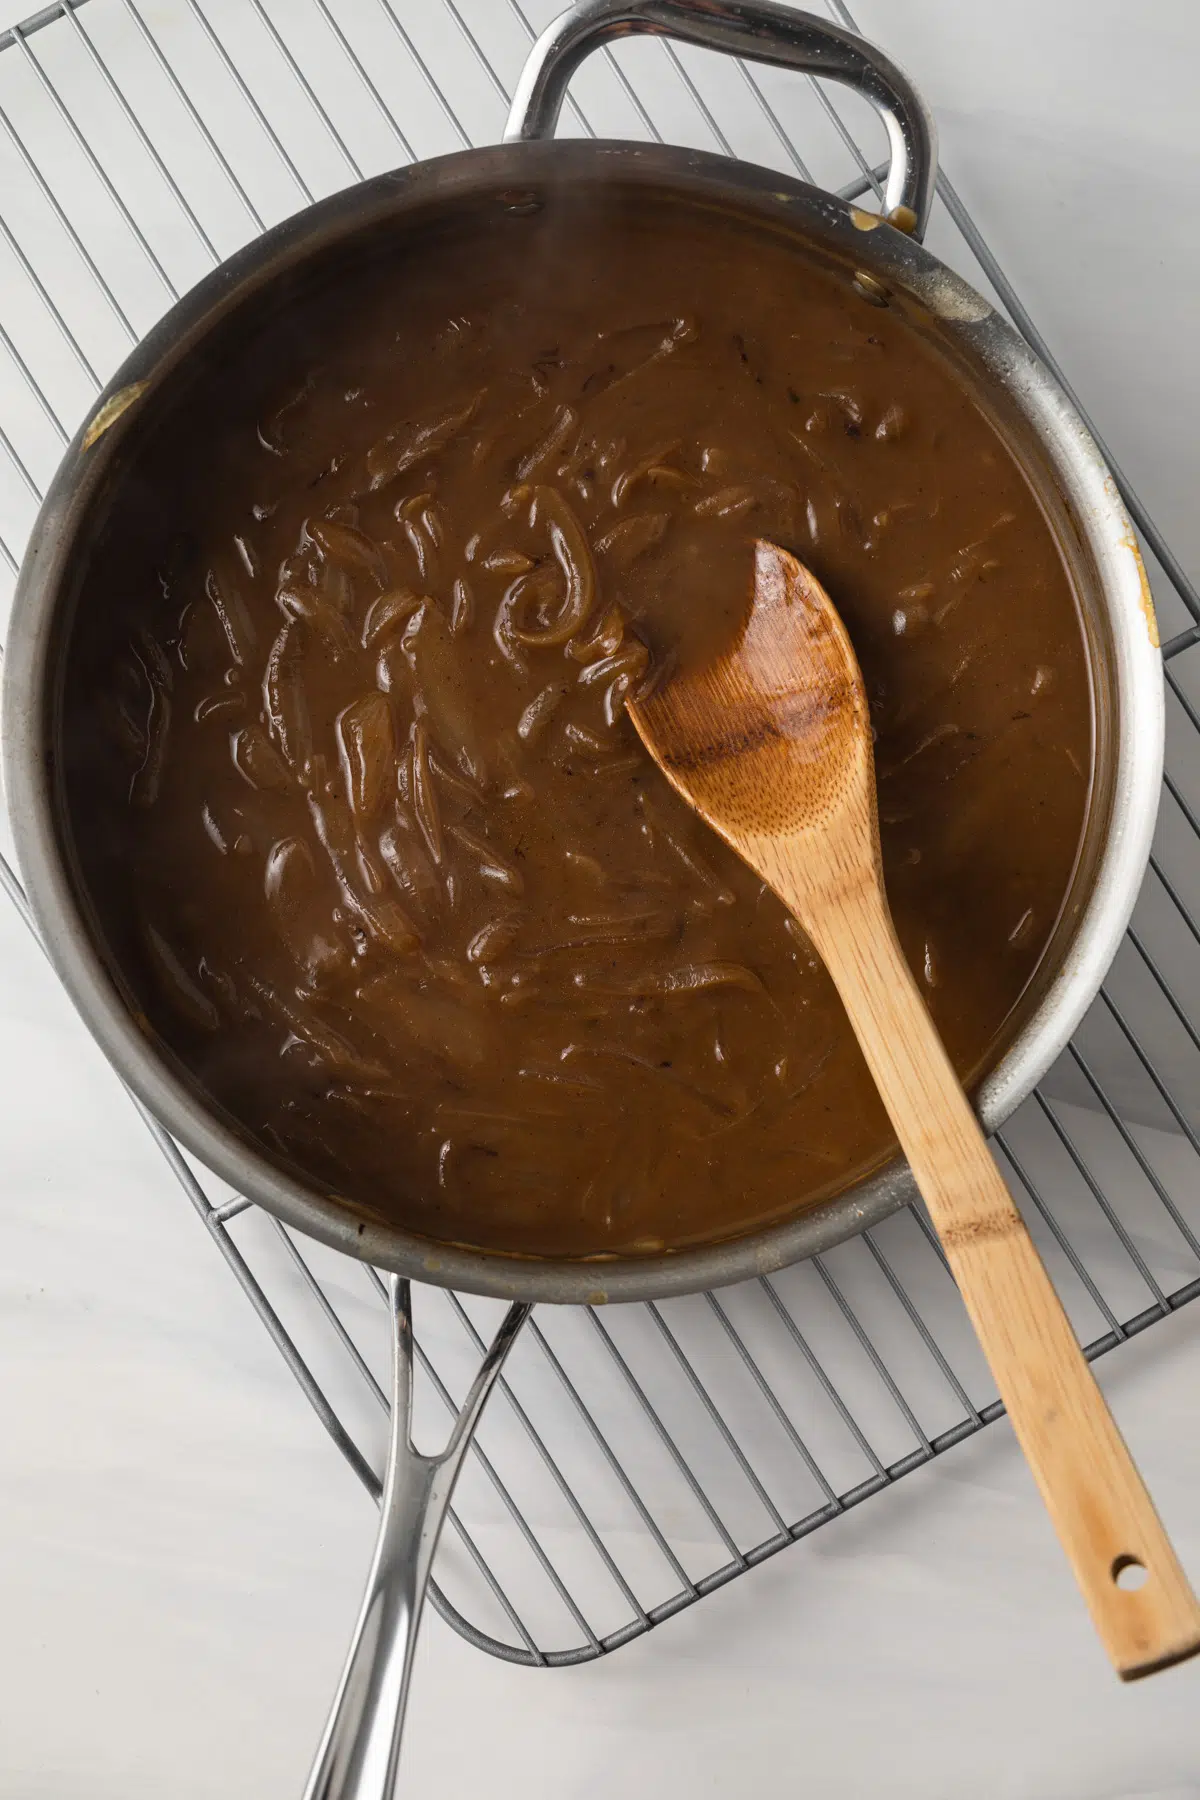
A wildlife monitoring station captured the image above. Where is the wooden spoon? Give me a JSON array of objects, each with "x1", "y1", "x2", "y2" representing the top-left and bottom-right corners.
[{"x1": 627, "y1": 538, "x2": 1200, "y2": 1679}]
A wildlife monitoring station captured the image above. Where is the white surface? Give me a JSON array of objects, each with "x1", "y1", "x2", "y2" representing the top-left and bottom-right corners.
[{"x1": 4, "y1": 1, "x2": 1200, "y2": 1796}]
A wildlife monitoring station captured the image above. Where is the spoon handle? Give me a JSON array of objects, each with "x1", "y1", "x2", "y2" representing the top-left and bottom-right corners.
[{"x1": 808, "y1": 877, "x2": 1200, "y2": 1679}]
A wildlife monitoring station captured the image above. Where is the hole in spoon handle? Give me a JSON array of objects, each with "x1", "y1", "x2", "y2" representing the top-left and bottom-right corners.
[{"x1": 1112, "y1": 1556, "x2": 1148, "y2": 1593}]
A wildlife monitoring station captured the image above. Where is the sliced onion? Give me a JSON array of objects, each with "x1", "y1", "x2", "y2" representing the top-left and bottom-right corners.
[
  {"x1": 577, "y1": 639, "x2": 649, "y2": 692},
  {"x1": 517, "y1": 681, "x2": 566, "y2": 744},
  {"x1": 466, "y1": 915, "x2": 524, "y2": 964},
  {"x1": 306, "y1": 515, "x2": 388, "y2": 585},
  {"x1": 499, "y1": 484, "x2": 598, "y2": 647},
  {"x1": 366, "y1": 390, "x2": 485, "y2": 491},
  {"x1": 409, "y1": 719, "x2": 443, "y2": 866},
  {"x1": 693, "y1": 484, "x2": 758, "y2": 520},
  {"x1": 524, "y1": 909, "x2": 677, "y2": 954},
  {"x1": 516, "y1": 403, "x2": 579, "y2": 481},
  {"x1": 128, "y1": 637, "x2": 172, "y2": 808},
  {"x1": 447, "y1": 822, "x2": 524, "y2": 896},
  {"x1": 397, "y1": 492, "x2": 437, "y2": 584},
  {"x1": 336, "y1": 691, "x2": 395, "y2": 819},
  {"x1": 610, "y1": 440, "x2": 680, "y2": 509},
  {"x1": 245, "y1": 970, "x2": 387, "y2": 1078},
  {"x1": 275, "y1": 564, "x2": 352, "y2": 657},
  {"x1": 594, "y1": 511, "x2": 670, "y2": 567},
  {"x1": 582, "y1": 962, "x2": 764, "y2": 998},
  {"x1": 263, "y1": 622, "x2": 312, "y2": 774},
  {"x1": 231, "y1": 723, "x2": 290, "y2": 792},
  {"x1": 379, "y1": 807, "x2": 441, "y2": 920},
  {"x1": 403, "y1": 601, "x2": 488, "y2": 785},
  {"x1": 256, "y1": 373, "x2": 314, "y2": 455},
  {"x1": 362, "y1": 588, "x2": 424, "y2": 649},
  {"x1": 450, "y1": 576, "x2": 474, "y2": 635},
  {"x1": 205, "y1": 565, "x2": 258, "y2": 665},
  {"x1": 263, "y1": 836, "x2": 348, "y2": 984},
  {"x1": 566, "y1": 604, "x2": 624, "y2": 665},
  {"x1": 307, "y1": 781, "x2": 420, "y2": 955}
]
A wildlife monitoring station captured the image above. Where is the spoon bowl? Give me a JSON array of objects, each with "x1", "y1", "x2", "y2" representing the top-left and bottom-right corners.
[{"x1": 629, "y1": 537, "x2": 876, "y2": 893}]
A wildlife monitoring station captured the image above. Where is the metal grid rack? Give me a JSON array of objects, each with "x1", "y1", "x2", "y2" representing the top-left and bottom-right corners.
[{"x1": 3, "y1": 0, "x2": 1200, "y2": 1668}]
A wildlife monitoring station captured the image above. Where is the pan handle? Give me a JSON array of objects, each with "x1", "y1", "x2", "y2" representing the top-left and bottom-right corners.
[
  {"x1": 303, "y1": 1279, "x2": 530, "y2": 1800},
  {"x1": 504, "y1": 0, "x2": 937, "y2": 238}
]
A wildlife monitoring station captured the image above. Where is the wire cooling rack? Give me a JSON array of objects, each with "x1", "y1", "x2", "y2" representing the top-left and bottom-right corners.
[{"x1": 4, "y1": 0, "x2": 1200, "y2": 1668}]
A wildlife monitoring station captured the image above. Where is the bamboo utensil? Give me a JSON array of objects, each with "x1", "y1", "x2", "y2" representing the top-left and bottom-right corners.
[{"x1": 627, "y1": 539, "x2": 1200, "y2": 1678}]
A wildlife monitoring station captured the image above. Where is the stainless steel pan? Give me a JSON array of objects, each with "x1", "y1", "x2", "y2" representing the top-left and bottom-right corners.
[
  {"x1": 0, "y1": 0, "x2": 1163, "y2": 1309},
  {"x1": 0, "y1": 4, "x2": 1165, "y2": 1787}
]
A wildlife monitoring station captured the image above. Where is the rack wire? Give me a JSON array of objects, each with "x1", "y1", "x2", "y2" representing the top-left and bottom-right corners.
[{"x1": 3, "y1": 0, "x2": 1200, "y2": 1668}]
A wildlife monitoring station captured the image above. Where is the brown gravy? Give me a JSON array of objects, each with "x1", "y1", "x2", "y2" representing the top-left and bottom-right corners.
[{"x1": 64, "y1": 186, "x2": 1093, "y2": 1257}]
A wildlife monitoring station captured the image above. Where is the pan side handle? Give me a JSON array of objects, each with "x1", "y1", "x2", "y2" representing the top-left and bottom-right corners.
[{"x1": 504, "y1": 0, "x2": 936, "y2": 238}]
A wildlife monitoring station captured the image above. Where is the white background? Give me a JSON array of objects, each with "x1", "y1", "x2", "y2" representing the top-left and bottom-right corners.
[{"x1": 4, "y1": 1, "x2": 1200, "y2": 1796}]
